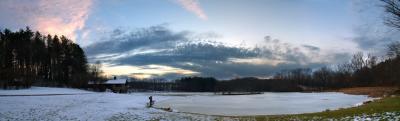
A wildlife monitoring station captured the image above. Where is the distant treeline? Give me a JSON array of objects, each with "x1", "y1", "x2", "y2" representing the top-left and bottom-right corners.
[
  {"x1": 128, "y1": 77, "x2": 216, "y2": 92},
  {"x1": 0, "y1": 28, "x2": 98, "y2": 89},
  {"x1": 218, "y1": 48, "x2": 400, "y2": 92},
  {"x1": 128, "y1": 46, "x2": 400, "y2": 92}
]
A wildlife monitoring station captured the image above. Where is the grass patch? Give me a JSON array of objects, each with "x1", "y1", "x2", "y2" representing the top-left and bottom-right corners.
[{"x1": 239, "y1": 96, "x2": 400, "y2": 121}]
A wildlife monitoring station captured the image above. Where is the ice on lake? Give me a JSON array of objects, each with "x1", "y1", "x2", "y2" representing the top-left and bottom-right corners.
[{"x1": 154, "y1": 92, "x2": 370, "y2": 116}]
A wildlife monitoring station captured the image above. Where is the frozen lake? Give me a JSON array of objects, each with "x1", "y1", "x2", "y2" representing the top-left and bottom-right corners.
[{"x1": 154, "y1": 92, "x2": 370, "y2": 116}]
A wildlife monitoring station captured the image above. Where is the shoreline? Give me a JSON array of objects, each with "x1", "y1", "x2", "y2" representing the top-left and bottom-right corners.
[
  {"x1": 334, "y1": 86, "x2": 399, "y2": 97},
  {"x1": 234, "y1": 96, "x2": 400, "y2": 120},
  {"x1": 230, "y1": 86, "x2": 400, "y2": 120}
]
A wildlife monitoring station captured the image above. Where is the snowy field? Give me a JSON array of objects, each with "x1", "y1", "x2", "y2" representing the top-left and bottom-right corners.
[
  {"x1": 0, "y1": 87, "x2": 229, "y2": 121},
  {"x1": 0, "y1": 87, "x2": 92, "y2": 96},
  {"x1": 0, "y1": 87, "x2": 371, "y2": 121}
]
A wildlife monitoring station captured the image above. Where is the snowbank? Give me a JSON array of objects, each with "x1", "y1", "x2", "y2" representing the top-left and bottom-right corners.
[
  {"x1": 0, "y1": 86, "x2": 92, "y2": 96},
  {"x1": 0, "y1": 87, "x2": 222, "y2": 121}
]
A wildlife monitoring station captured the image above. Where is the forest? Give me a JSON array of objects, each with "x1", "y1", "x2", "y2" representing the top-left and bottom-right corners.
[{"x1": 0, "y1": 28, "x2": 93, "y2": 89}]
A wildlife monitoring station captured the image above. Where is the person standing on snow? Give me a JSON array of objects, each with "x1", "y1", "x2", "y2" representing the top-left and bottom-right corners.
[{"x1": 148, "y1": 96, "x2": 154, "y2": 107}]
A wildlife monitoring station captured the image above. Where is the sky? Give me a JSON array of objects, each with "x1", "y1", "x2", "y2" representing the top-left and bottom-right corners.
[{"x1": 1, "y1": 0, "x2": 399, "y2": 80}]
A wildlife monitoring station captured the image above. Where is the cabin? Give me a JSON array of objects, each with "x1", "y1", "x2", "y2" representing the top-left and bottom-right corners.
[
  {"x1": 104, "y1": 78, "x2": 128, "y2": 93},
  {"x1": 88, "y1": 76, "x2": 128, "y2": 93}
]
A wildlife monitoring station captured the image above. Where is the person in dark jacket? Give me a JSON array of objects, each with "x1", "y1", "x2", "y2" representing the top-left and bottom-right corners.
[{"x1": 148, "y1": 96, "x2": 153, "y2": 107}]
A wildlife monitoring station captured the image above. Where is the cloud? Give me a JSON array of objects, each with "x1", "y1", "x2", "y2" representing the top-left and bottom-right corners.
[
  {"x1": 111, "y1": 43, "x2": 259, "y2": 66},
  {"x1": 101, "y1": 64, "x2": 198, "y2": 79},
  {"x1": 175, "y1": 0, "x2": 208, "y2": 20},
  {"x1": 85, "y1": 27, "x2": 348, "y2": 79},
  {"x1": 352, "y1": 25, "x2": 400, "y2": 52},
  {"x1": 228, "y1": 58, "x2": 289, "y2": 66},
  {"x1": 302, "y1": 45, "x2": 321, "y2": 51},
  {"x1": 0, "y1": 0, "x2": 93, "y2": 41},
  {"x1": 85, "y1": 25, "x2": 189, "y2": 56}
]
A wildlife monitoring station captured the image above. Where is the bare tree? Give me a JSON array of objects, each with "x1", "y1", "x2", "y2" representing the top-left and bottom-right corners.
[
  {"x1": 313, "y1": 67, "x2": 332, "y2": 87},
  {"x1": 350, "y1": 52, "x2": 365, "y2": 71},
  {"x1": 382, "y1": 0, "x2": 400, "y2": 29},
  {"x1": 387, "y1": 41, "x2": 400, "y2": 58},
  {"x1": 89, "y1": 61, "x2": 104, "y2": 82},
  {"x1": 366, "y1": 54, "x2": 378, "y2": 68}
]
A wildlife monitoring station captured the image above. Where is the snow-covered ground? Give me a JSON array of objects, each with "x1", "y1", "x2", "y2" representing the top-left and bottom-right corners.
[
  {"x1": 0, "y1": 87, "x2": 92, "y2": 96},
  {"x1": 0, "y1": 87, "x2": 231, "y2": 121},
  {"x1": 0, "y1": 87, "x2": 382, "y2": 121}
]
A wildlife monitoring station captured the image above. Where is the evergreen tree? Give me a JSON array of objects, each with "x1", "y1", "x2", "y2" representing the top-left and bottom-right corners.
[{"x1": 0, "y1": 28, "x2": 91, "y2": 89}]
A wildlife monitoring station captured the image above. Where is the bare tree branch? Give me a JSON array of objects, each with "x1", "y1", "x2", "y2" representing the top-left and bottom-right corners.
[{"x1": 382, "y1": 0, "x2": 400, "y2": 29}]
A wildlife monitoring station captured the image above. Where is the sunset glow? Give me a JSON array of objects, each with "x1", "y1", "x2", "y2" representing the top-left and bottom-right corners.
[{"x1": 1, "y1": 0, "x2": 395, "y2": 79}]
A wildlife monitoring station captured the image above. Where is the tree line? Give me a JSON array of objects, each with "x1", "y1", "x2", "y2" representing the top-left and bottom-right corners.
[
  {"x1": 126, "y1": 77, "x2": 216, "y2": 92},
  {"x1": 0, "y1": 27, "x2": 97, "y2": 89}
]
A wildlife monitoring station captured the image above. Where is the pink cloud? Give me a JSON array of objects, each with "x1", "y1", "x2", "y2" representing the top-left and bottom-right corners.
[
  {"x1": 0, "y1": 0, "x2": 93, "y2": 41},
  {"x1": 176, "y1": 0, "x2": 208, "y2": 20},
  {"x1": 36, "y1": 0, "x2": 93, "y2": 41}
]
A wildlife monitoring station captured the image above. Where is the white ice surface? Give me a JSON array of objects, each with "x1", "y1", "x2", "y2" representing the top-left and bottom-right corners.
[{"x1": 154, "y1": 92, "x2": 371, "y2": 116}]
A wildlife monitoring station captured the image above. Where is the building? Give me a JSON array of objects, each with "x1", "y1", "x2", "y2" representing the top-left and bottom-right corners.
[{"x1": 88, "y1": 76, "x2": 128, "y2": 93}]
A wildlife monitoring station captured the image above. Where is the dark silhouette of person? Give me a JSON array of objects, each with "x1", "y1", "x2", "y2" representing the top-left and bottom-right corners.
[{"x1": 149, "y1": 96, "x2": 153, "y2": 107}]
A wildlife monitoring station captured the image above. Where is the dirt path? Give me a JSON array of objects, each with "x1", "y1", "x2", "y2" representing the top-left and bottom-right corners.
[{"x1": 337, "y1": 86, "x2": 399, "y2": 97}]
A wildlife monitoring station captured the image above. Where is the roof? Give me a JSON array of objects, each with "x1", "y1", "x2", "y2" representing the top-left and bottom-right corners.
[
  {"x1": 104, "y1": 79, "x2": 127, "y2": 84},
  {"x1": 87, "y1": 81, "x2": 97, "y2": 85}
]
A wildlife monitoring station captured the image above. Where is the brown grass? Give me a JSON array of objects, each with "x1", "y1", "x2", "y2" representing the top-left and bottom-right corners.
[{"x1": 337, "y1": 86, "x2": 399, "y2": 97}]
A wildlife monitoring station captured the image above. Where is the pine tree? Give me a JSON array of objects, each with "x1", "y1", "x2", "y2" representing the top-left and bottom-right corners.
[{"x1": 0, "y1": 28, "x2": 91, "y2": 89}]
